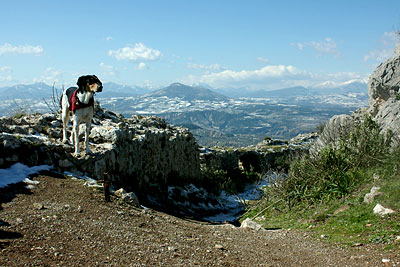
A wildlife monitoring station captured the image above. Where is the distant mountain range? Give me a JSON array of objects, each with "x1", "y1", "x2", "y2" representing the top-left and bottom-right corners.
[
  {"x1": 0, "y1": 82, "x2": 152, "y2": 100},
  {"x1": 0, "y1": 80, "x2": 368, "y2": 146},
  {"x1": 214, "y1": 81, "x2": 367, "y2": 99},
  {"x1": 0, "y1": 82, "x2": 54, "y2": 100}
]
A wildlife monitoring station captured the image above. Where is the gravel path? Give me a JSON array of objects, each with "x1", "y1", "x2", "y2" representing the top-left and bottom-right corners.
[{"x1": 1, "y1": 175, "x2": 398, "y2": 266}]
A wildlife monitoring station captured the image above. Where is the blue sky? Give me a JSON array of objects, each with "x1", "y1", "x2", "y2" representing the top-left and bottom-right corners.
[{"x1": 0, "y1": 0, "x2": 399, "y2": 90}]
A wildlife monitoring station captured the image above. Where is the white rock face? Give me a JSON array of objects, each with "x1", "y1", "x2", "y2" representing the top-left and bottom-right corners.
[
  {"x1": 373, "y1": 203, "x2": 395, "y2": 217},
  {"x1": 368, "y1": 45, "x2": 400, "y2": 116}
]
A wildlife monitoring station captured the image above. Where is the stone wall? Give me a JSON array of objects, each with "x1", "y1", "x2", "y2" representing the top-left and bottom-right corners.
[
  {"x1": 200, "y1": 133, "x2": 316, "y2": 174},
  {"x1": 0, "y1": 105, "x2": 201, "y2": 197}
]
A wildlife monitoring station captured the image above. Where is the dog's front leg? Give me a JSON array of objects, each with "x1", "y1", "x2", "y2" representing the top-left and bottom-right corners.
[
  {"x1": 84, "y1": 120, "x2": 92, "y2": 155},
  {"x1": 72, "y1": 118, "x2": 80, "y2": 156}
]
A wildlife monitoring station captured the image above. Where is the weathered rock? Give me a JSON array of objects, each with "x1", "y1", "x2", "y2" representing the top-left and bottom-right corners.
[
  {"x1": 289, "y1": 132, "x2": 318, "y2": 146},
  {"x1": 311, "y1": 108, "x2": 367, "y2": 154},
  {"x1": 364, "y1": 186, "x2": 381, "y2": 204},
  {"x1": 121, "y1": 192, "x2": 140, "y2": 207},
  {"x1": 114, "y1": 188, "x2": 127, "y2": 197},
  {"x1": 372, "y1": 98, "x2": 400, "y2": 146},
  {"x1": 373, "y1": 203, "x2": 395, "y2": 216},
  {"x1": 240, "y1": 218, "x2": 264, "y2": 231},
  {"x1": 366, "y1": 43, "x2": 400, "y2": 145},
  {"x1": 368, "y1": 45, "x2": 400, "y2": 116}
]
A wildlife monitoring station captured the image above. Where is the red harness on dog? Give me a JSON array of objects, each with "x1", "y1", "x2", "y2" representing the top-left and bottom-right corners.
[{"x1": 66, "y1": 87, "x2": 94, "y2": 112}]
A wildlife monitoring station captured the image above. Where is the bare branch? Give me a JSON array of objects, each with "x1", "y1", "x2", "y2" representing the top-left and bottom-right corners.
[{"x1": 43, "y1": 82, "x2": 63, "y2": 114}]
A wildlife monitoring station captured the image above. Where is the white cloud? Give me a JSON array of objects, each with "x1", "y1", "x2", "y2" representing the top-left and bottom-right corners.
[
  {"x1": 296, "y1": 43, "x2": 304, "y2": 50},
  {"x1": 182, "y1": 65, "x2": 366, "y2": 90},
  {"x1": 33, "y1": 68, "x2": 64, "y2": 85},
  {"x1": 136, "y1": 62, "x2": 147, "y2": 70},
  {"x1": 105, "y1": 36, "x2": 113, "y2": 41},
  {"x1": 0, "y1": 43, "x2": 43, "y2": 56},
  {"x1": 364, "y1": 32, "x2": 398, "y2": 63},
  {"x1": 100, "y1": 62, "x2": 117, "y2": 76},
  {"x1": 183, "y1": 65, "x2": 312, "y2": 90},
  {"x1": 295, "y1": 37, "x2": 340, "y2": 56},
  {"x1": 187, "y1": 63, "x2": 226, "y2": 71},
  {"x1": 256, "y1": 57, "x2": 269, "y2": 63},
  {"x1": 0, "y1": 66, "x2": 12, "y2": 82},
  {"x1": 108, "y1": 43, "x2": 161, "y2": 62}
]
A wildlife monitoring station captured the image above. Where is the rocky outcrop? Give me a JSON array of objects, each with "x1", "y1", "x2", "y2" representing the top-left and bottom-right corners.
[
  {"x1": 368, "y1": 43, "x2": 400, "y2": 116},
  {"x1": 311, "y1": 108, "x2": 367, "y2": 153},
  {"x1": 0, "y1": 104, "x2": 201, "y2": 198},
  {"x1": 315, "y1": 42, "x2": 400, "y2": 150}
]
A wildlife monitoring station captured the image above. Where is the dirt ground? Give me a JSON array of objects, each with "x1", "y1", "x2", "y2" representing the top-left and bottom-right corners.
[{"x1": 1, "y1": 175, "x2": 399, "y2": 266}]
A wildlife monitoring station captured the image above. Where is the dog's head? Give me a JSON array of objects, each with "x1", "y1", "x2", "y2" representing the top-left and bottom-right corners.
[{"x1": 77, "y1": 75, "x2": 103, "y2": 93}]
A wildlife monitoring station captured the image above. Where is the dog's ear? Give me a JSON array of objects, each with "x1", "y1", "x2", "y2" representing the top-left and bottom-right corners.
[
  {"x1": 77, "y1": 75, "x2": 89, "y2": 89},
  {"x1": 93, "y1": 75, "x2": 102, "y2": 84}
]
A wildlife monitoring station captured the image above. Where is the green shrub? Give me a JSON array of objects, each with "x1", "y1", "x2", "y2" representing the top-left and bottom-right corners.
[
  {"x1": 267, "y1": 115, "x2": 393, "y2": 209},
  {"x1": 201, "y1": 166, "x2": 261, "y2": 195}
]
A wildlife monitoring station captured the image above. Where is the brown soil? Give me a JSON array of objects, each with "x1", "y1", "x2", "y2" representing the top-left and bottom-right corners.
[{"x1": 1, "y1": 175, "x2": 398, "y2": 266}]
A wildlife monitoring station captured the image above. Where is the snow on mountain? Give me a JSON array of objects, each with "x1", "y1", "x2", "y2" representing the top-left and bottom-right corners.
[
  {"x1": 146, "y1": 83, "x2": 230, "y2": 101},
  {"x1": 312, "y1": 80, "x2": 367, "y2": 93}
]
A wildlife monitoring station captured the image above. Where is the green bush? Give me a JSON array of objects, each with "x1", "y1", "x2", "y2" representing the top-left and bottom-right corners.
[
  {"x1": 201, "y1": 166, "x2": 261, "y2": 195},
  {"x1": 269, "y1": 115, "x2": 393, "y2": 209}
]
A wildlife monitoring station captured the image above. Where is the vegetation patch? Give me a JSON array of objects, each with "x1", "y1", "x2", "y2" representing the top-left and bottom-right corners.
[
  {"x1": 201, "y1": 166, "x2": 261, "y2": 195},
  {"x1": 244, "y1": 115, "x2": 400, "y2": 252}
]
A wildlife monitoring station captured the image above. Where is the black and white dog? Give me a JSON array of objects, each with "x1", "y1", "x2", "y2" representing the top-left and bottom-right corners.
[{"x1": 60, "y1": 75, "x2": 103, "y2": 156}]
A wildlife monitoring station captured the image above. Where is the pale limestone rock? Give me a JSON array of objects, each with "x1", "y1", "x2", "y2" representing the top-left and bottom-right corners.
[
  {"x1": 364, "y1": 186, "x2": 381, "y2": 204},
  {"x1": 373, "y1": 203, "x2": 395, "y2": 216},
  {"x1": 368, "y1": 45, "x2": 400, "y2": 115},
  {"x1": 240, "y1": 218, "x2": 264, "y2": 231},
  {"x1": 114, "y1": 188, "x2": 127, "y2": 196}
]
